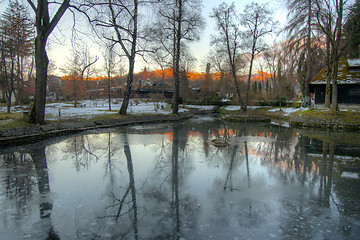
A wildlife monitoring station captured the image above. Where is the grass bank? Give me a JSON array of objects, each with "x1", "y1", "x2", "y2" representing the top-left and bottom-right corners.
[
  {"x1": 218, "y1": 105, "x2": 360, "y2": 131},
  {"x1": 290, "y1": 109, "x2": 360, "y2": 131}
]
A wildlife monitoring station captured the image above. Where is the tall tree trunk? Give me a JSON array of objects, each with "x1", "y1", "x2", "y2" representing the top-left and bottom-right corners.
[
  {"x1": 29, "y1": 36, "x2": 48, "y2": 124},
  {"x1": 27, "y1": 0, "x2": 69, "y2": 124},
  {"x1": 161, "y1": 67, "x2": 165, "y2": 101},
  {"x1": 245, "y1": 41, "x2": 257, "y2": 111},
  {"x1": 6, "y1": 92, "x2": 12, "y2": 113},
  {"x1": 231, "y1": 64, "x2": 243, "y2": 110},
  {"x1": 108, "y1": 77, "x2": 111, "y2": 111},
  {"x1": 304, "y1": 0, "x2": 312, "y2": 106},
  {"x1": 123, "y1": 133, "x2": 138, "y2": 239},
  {"x1": 331, "y1": 60, "x2": 339, "y2": 111},
  {"x1": 171, "y1": 125, "x2": 180, "y2": 234},
  {"x1": 74, "y1": 75, "x2": 78, "y2": 108},
  {"x1": 325, "y1": 44, "x2": 331, "y2": 107},
  {"x1": 172, "y1": 0, "x2": 182, "y2": 115},
  {"x1": 331, "y1": 0, "x2": 343, "y2": 112},
  {"x1": 325, "y1": 68, "x2": 331, "y2": 107},
  {"x1": 7, "y1": 54, "x2": 15, "y2": 113},
  {"x1": 120, "y1": 57, "x2": 135, "y2": 115},
  {"x1": 119, "y1": 0, "x2": 138, "y2": 115},
  {"x1": 324, "y1": 16, "x2": 332, "y2": 108},
  {"x1": 245, "y1": 14, "x2": 259, "y2": 112},
  {"x1": 227, "y1": 36, "x2": 243, "y2": 110}
]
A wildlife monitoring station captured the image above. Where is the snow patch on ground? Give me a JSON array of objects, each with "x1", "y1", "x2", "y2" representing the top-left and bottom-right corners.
[
  {"x1": 225, "y1": 106, "x2": 241, "y2": 111},
  {"x1": 1, "y1": 99, "x2": 217, "y2": 121},
  {"x1": 184, "y1": 105, "x2": 215, "y2": 110},
  {"x1": 268, "y1": 107, "x2": 309, "y2": 116},
  {"x1": 224, "y1": 105, "x2": 308, "y2": 117},
  {"x1": 271, "y1": 121, "x2": 290, "y2": 128},
  {"x1": 348, "y1": 59, "x2": 360, "y2": 67},
  {"x1": 1, "y1": 100, "x2": 358, "y2": 122},
  {"x1": 341, "y1": 172, "x2": 359, "y2": 179},
  {"x1": 44, "y1": 100, "x2": 185, "y2": 120},
  {"x1": 224, "y1": 106, "x2": 263, "y2": 111}
]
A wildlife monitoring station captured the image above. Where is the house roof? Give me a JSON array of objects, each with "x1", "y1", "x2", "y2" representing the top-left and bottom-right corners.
[
  {"x1": 311, "y1": 58, "x2": 360, "y2": 84},
  {"x1": 348, "y1": 59, "x2": 360, "y2": 67}
]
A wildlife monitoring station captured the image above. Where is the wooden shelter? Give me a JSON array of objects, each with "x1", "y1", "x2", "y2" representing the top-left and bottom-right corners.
[{"x1": 309, "y1": 59, "x2": 360, "y2": 104}]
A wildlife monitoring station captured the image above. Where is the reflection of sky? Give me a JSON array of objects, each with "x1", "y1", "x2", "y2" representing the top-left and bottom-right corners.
[
  {"x1": 42, "y1": 132, "x2": 173, "y2": 238},
  {"x1": 1, "y1": 121, "x2": 360, "y2": 239}
]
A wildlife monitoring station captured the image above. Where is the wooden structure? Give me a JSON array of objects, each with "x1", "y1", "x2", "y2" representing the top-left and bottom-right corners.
[{"x1": 309, "y1": 59, "x2": 360, "y2": 104}]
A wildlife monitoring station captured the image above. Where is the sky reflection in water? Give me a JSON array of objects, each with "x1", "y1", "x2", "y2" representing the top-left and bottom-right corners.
[{"x1": 0, "y1": 116, "x2": 359, "y2": 239}]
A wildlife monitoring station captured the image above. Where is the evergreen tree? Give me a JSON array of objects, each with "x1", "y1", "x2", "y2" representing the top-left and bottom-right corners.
[
  {"x1": 258, "y1": 81, "x2": 262, "y2": 92},
  {"x1": 344, "y1": 0, "x2": 360, "y2": 58},
  {"x1": 202, "y1": 62, "x2": 213, "y2": 95},
  {"x1": 253, "y1": 81, "x2": 257, "y2": 92},
  {"x1": 266, "y1": 80, "x2": 269, "y2": 92},
  {"x1": 0, "y1": 0, "x2": 34, "y2": 112}
]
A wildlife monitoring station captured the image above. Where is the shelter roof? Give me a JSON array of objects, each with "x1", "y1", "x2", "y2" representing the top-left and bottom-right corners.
[{"x1": 311, "y1": 58, "x2": 360, "y2": 84}]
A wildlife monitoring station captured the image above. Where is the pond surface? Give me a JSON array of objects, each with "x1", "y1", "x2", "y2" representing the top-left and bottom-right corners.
[{"x1": 1, "y1": 116, "x2": 360, "y2": 239}]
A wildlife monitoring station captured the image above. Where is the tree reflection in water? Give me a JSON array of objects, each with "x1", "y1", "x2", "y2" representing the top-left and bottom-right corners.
[
  {"x1": 0, "y1": 143, "x2": 59, "y2": 239},
  {"x1": 100, "y1": 132, "x2": 138, "y2": 239},
  {"x1": 0, "y1": 118, "x2": 359, "y2": 239},
  {"x1": 62, "y1": 135, "x2": 100, "y2": 171},
  {"x1": 29, "y1": 144, "x2": 60, "y2": 240},
  {"x1": 123, "y1": 132, "x2": 139, "y2": 239}
]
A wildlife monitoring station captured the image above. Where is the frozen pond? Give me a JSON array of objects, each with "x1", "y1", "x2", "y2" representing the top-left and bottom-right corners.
[{"x1": 0, "y1": 116, "x2": 359, "y2": 239}]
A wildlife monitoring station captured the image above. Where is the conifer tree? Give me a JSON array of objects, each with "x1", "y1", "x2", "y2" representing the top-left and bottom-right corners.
[
  {"x1": 0, "y1": 0, "x2": 34, "y2": 112},
  {"x1": 344, "y1": 0, "x2": 360, "y2": 58}
]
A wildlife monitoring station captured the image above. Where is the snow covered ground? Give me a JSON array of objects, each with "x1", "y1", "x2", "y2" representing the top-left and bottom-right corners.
[
  {"x1": 1, "y1": 100, "x2": 358, "y2": 122},
  {"x1": 0, "y1": 99, "x2": 215, "y2": 121},
  {"x1": 224, "y1": 106, "x2": 263, "y2": 111},
  {"x1": 267, "y1": 107, "x2": 309, "y2": 116},
  {"x1": 44, "y1": 99, "x2": 179, "y2": 120},
  {"x1": 224, "y1": 105, "x2": 307, "y2": 116},
  {"x1": 224, "y1": 105, "x2": 358, "y2": 117}
]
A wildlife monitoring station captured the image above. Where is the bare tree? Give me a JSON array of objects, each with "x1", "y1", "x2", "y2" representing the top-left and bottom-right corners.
[
  {"x1": 81, "y1": 0, "x2": 146, "y2": 115},
  {"x1": 147, "y1": 33, "x2": 172, "y2": 101},
  {"x1": 210, "y1": 2, "x2": 245, "y2": 109},
  {"x1": 62, "y1": 46, "x2": 98, "y2": 107},
  {"x1": 80, "y1": 46, "x2": 98, "y2": 82},
  {"x1": 285, "y1": 0, "x2": 316, "y2": 107},
  {"x1": 315, "y1": 1, "x2": 333, "y2": 108},
  {"x1": 263, "y1": 45, "x2": 281, "y2": 96},
  {"x1": 151, "y1": 0, "x2": 204, "y2": 114},
  {"x1": 207, "y1": 48, "x2": 228, "y2": 74},
  {"x1": 104, "y1": 43, "x2": 116, "y2": 110},
  {"x1": 314, "y1": 0, "x2": 349, "y2": 111},
  {"x1": 240, "y1": 2, "x2": 276, "y2": 110},
  {"x1": 179, "y1": 48, "x2": 196, "y2": 100},
  {"x1": 282, "y1": 32, "x2": 324, "y2": 106},
  {"x1": 27, "y1": 0, "x2": 70, "y2": 124}
]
